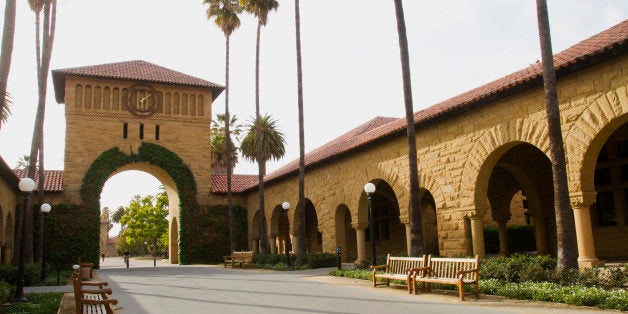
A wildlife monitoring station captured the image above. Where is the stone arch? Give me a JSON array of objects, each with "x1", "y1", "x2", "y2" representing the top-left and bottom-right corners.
[
  {"x1": 360, "y1": 179, "x2": 406, "y2": 255},
  {"x1": 565, "y1": 88, "x2": 628, "y2": 200},
  {"x1": 460, "y1": 119, "x2": 550, "y2": 215},
  {"x1": 81, "y1": 143, "x2": 197, "y2": 264}
]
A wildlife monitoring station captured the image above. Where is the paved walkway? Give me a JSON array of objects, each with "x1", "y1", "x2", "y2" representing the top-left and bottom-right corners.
[{"x1": 32, "y1": 257, "x2": 611, "y2": 313}]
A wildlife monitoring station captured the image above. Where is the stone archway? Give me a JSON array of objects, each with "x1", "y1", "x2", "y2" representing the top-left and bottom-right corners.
[
  {"x1": 419, "y1": 189, "x2": 439, "y2": 256},
  {"x1": 170, "y1": 217, "x2": 179, "y2": 264},
  {"x1": 359, "y1": 179, "x2": 405, "y2": 257},
  {"x1": 81, "y1": 143, "x2": 197, "y2": 264},
  {"x1": 335, "y1": 204, "x2": 356, "y2": 262}
]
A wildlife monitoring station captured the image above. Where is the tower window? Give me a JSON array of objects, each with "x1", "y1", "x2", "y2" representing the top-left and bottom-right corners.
[
  {"x1": 139, "y1": 124, "x2": 144, "y2": 140},
  {"x1": 155, "y1": 125, "x2": 160, "y2": 141},
  {"x1": 123, "y1": 123, "x2": 128, "y2": 139}
]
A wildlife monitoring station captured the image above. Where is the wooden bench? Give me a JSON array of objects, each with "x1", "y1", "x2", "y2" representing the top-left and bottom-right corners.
[
  {"x1": 410, "y1": 255, "x2": 480, "y2": 300},
  {"x1": 223, "y1": 251, "x2": 254, "y2": 268},
  {"x1": 72, "y1": 265, "x2": 119, "y2": 314},
  {"x1": 371, "y1": 254, "x2": 427, "y2": 293}
]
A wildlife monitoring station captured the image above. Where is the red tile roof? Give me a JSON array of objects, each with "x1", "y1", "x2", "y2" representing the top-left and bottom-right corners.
[
  {"x1": 13, "y1": 169, "x2": 64, "y2": 192},
  {"x1": 242, "y1": 19, "x2": 628, "y2": 191},
  {"x1": 211, "y1": 174, "x2": 259, "y2": 194},
  {"x1": 51, "y1": 60, "x2": 225, "y2": 103}
]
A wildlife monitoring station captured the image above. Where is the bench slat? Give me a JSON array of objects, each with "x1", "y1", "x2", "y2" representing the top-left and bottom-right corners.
[{"x1": 412, "y1": 255, "x2": 480, "y2": 300}]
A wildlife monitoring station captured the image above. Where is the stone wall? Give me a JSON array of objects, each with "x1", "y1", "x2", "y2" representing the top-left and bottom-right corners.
[{"x1": 0, "y1": 175, "x2": 16, "y2": 263}]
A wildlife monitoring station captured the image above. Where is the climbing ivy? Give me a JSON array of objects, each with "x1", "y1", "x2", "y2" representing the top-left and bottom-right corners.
[{"x1": 79, "y1": 143, "x2": 200, "y2": 264}]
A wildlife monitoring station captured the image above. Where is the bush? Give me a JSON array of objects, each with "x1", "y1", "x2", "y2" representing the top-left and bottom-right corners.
[
  {"x1": 254, "y1": 253, "x2": 336, "y2": 270},
  {"x1": 0, "y1": 280, "x2": 10, "y2": 304},
  {"x1": 480, "y1": 254, "x2": 555, "y2": 283},
  {"x1": 0, "y1": 263, "x2": 42, "y2": 286}
]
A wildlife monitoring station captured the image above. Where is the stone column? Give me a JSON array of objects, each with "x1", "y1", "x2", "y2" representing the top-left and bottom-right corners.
[
  {"x1": 531, "y1": 214, "x2": 548, "y2": 255},
  {"x1": 572, "y1": 193, "x2": 602, "y2": 267},
  {"x1": 400, "y1": 217, "x2": 411, "y2": 256},
  {"x1": 291, "y1": 236, "x2": 300, "y2": 255},
  {"x1": 352, "y1": 222, "x2": 368, "y2": 261},
  {"x1": 469, "y1": 215, "x2": 485, "y2": 258},
  {"x1": 268, "y1": 235, "x2": 277, "y2": 254},
  {"x1": 250, "y1": 238, "x2": 259, "y2": 254},
  {"x1": 496, "y1": 219, "x2": 509, "y2": 256}
]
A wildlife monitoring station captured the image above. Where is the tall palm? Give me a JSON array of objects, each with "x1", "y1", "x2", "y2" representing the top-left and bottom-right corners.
[
  {"x1": 210, "y1": 113, "x2": 242, "y2": 174},
  {"x1": 0, "y1": 92, "x2": 11, "y2": 124},
  {"x1": 240, "y1": 0, "x2": 279, "y2": 254},
  {"x1": 14, "y1": 0, "x2": 57, "y2": 265},
  {"x1": 0, "y1": 0, "x2": 16, "y2": 130},
  {"x1": 205, "y1": 0, "x2": 243, "y2": 254},
  {"x1": 535, "y1": 0, "x2": 578, "y2": 269},
  {"x1": 294, "y1": 0, "x2": 306, "y2": 255},
  {"x1": 393, "y1": 0, "x2": 423, "y2": 256},
  {"x1": 239, "y1": 114, "x2": 286, "y2": 175}
]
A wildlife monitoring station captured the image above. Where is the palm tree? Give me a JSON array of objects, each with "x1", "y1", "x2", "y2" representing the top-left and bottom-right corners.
[
  {"x1": 0, "y1": 0, "x2": 16, "y2": 130},
  {"x1": 393, "y1": 0, "x2": 423, "y2": 256},
  {"x1": 240, "y1": 0, "x2": 279, "y2": 254},
  {"x1": 13, "y1": 0, "x2": 57, "y2": 265},
  {"x1": 294, "y1": 0, "x2": 306, "y2": 255},
  {"x1": 239, "y1": 113, "x2": 286, "y2": 175},
  {"x1": 204, "y1": 0, "x2": 243, "y2": 254},
  {"x1": 535, "y1": 0, "x2": 578, "y2": 269},
  {"x1": 0, "y1": 92, "x2": 11, "y2": 124},
  {"x1": 210, "y1": 113, "x2": 242, "y2": 174}
]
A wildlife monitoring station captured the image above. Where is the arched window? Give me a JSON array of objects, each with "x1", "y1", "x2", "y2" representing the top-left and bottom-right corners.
[{"x1": 75, "y1": 85, "x2": 83, "y2": 108}]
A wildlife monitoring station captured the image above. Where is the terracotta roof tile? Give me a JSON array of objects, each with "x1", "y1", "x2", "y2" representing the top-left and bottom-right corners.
[
  {"x1": 243, "y1": 19, "x2": 628, "y2": 190},
  {"x1": 211, "y1": 174, "x2": 259, "y2": 194},
  {"x1": 14, "y1": 169, "x2": 64, "y2": 192},
  {"x1": 52, "y1": 60, "x2": 225, "y2": 103}
]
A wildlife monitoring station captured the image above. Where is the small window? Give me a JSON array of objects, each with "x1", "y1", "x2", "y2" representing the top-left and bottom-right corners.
[
  {"x1": 139, "y1": 124, "x2": 144, "y2": 140},
  {"x1": 155, "y1": 125, "x2": 160, "y2": 141},
  {"x1": 123, "y1": 123, "x2": 128, "y2": 139}
]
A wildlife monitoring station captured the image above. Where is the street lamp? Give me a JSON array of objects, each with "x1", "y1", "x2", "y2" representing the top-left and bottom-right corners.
[
  {"x1": 364, "y1": 182, "x2": 376, "y2": 267},
  {"x1": 13, "y1": 178, "x2": 36, "y2": 301},
  {"x1": 281, "y1": 201, "x2": 292, "y2": 267},
  {"x1": 40, "y1": 203, "x2": 51, "y2": 284}
]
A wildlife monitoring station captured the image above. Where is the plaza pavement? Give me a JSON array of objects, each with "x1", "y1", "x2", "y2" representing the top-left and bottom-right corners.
[{"x1": 29, "y1": 257, "x2": 611, "y2": 313}]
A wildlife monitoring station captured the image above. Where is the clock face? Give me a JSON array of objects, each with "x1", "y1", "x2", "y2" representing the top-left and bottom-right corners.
[{"x1": 124, "y1": 83, "x2": 160, "y2": 117}]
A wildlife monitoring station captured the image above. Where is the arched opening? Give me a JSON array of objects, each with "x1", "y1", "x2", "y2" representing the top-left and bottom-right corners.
[
  {"x1": 101, "y1": 167, "x2": 175, "y2": 263},
  {"x1": 170, "y1": 217, "x2": 179, "y2": 264},
  {"x1": 480, "y1": 143, "x2": 556, "y2": 257},
  {"x1": 419, "y1": 190, "x2": 439, "y2": 256},
  {"x1": 271, "y1": 204, "x2": 290, "y2": 254},
  {"x1": 335, "y1": 204, "x2": 356, "y2": 262},
  {"x1": 251, "y1": 211, "x2": 261, "y2": 253},
  {"x1": 304, "y1": 199, "x2": 321, "y2": 253},
  {"x1": 360, "y1": 180, "x2": 405, "y2": 256},
  {"x1": 588, "y1": 122, "x2": 628, "y2": 260}
]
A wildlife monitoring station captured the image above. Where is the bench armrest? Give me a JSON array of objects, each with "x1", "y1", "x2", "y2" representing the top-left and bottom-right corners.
[
  {"x1": 407, "y1": 266, "x2": 429, "y2": 277},
  {"x1": 82, "y1": 281, "x2": 108, "y2": 288},
  {"x1": 456, "y1": 268, "x2": 478, "y2": 275},
  {"x1": 371, "y1": 265, "x2": 387, "y2": 272}
]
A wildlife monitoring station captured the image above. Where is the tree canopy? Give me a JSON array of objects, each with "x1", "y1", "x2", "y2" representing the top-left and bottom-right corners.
[{"x1": 118, "y1": 194, "x2": 169, "y2": 255}]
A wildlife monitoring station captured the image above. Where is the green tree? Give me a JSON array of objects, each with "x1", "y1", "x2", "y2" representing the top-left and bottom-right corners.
[
  {"x1": 535, "y1": 0, "x2": 578, "y2": 269},
  {"x1": 111, "y1": 206, "x2": 126, "y2": 224},
  {"x1": 0, "y1": 0, "x2": 16, "y2": 129},
  {"x1": 15, "y1": 154, "x2": 30, "y2": 170},
  {"x1": 294, "y1": 0, "x2": 306, "y2": 255},
  {"x1": 119, "y1": 195, "x2": 169, "y2": 256},
  {"x1": 101, "y1": 207, "x2": 113, "y2": 232},
  {"x1": 204, "y1": 0, "x2": 242, "y2": 254},
  {"x1": 0, "y1": 92, "x2": 11, "y2": 125},
  {"x1": 393, "y1": 0, "x2": 424, "y2": 255},
  {"x1": 239, "y1": 114, "x2": 286, "y2": 175},
  {"x1": 210, "y1": 113, "x2": 242, "y2": 174},
  {"x1": 240, "y1": 0, "x2": 279, "y2": 254}
]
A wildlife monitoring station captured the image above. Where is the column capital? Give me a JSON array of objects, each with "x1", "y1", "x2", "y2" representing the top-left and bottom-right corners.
[
  {"x1": 570, "y1": 191, "x2": 596, "y2": 209},
  {"x1": 351, "y1": 222, "x2": 369, "y2": 230}
]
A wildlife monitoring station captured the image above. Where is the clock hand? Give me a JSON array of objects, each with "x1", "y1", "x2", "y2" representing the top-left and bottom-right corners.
[{"x1": 139, "y1": 93, "x2": 152, "y2": 104}]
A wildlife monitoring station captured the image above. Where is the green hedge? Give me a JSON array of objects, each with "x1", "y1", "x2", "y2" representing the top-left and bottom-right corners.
[{"x1": 483, "y1": 224, "x2": 536, "y2": 254}]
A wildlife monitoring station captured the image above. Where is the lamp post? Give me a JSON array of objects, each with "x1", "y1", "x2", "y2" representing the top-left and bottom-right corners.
[
  {"x1": 281, "y1": 201, "x2": 292, "y2": 267},
  {"x1": 40, "y1": 203, "x2": 51, "y2": 284},
  {"x1": 364, "y1": 182, "x2": 376, "y2": 267},
  {"x1": 13, "y1": 178, "x2": 36, "y2": 301}
]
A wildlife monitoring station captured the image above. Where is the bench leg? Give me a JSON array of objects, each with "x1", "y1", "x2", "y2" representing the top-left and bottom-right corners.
[
  {"x1": 372, "y1": 275, "x2": 377, "y2": 287},
  {"x1": 474, "y1": 282, "x2": 479, "y2": 299},
  {"x1": 458, "y1": 283, "x2": 464, "y2": 301}
]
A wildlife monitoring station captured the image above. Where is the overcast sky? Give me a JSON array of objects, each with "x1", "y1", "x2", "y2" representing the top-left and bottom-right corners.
[{"x1": 0, "y1": 1, "x2": 625, "y2": 230}]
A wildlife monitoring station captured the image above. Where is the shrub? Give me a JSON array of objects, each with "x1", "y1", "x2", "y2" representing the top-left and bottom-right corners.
[
  {"x1": 0, "y1": 280, "x2": 10, "y2": 304},
  {"x1": 0, "y1": 263, "x2": 41, "y2": 286},
  {"x1": 483, "y1": 225, "x2": 536, "y2": 255},
  {"x1": 480, "y1": 254, "x2": 555, "y2": 283},
  {"x1": 254, "y1": 253, "x2": 336, "y2": 270}
]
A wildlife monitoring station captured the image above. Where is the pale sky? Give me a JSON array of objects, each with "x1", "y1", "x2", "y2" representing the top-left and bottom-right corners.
[{"x1": 0, "y1": 1, "x2": 625, "y2": 235}]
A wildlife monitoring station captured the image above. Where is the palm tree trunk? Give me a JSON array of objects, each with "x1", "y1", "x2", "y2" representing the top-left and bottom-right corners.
[
  {"x1": 0, "y1": 0, "x2": 16, "y2": 129},
  {"x1": 225, "y1": 34, "x2": 237, "y2": 253},
  {"x1": 256, "y1": 20, "x2": 268, "y2": 253},
  {"x1": 393, "y1": 0, "x2": 423, "y2": 256},
  {"x1": 535, "y1": 0, "x2": 578, "y2": 269},
  {"x1": 294, "y1": 0, "x2": 306, "y2": 255}
]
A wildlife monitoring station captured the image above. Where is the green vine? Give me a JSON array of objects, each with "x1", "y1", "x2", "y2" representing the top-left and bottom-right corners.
[{"x1": 80, "y1": 142, "x2": 199, "y2": 264}]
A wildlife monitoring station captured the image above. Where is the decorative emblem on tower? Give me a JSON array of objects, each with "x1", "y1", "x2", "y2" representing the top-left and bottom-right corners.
[{"x1": 123, "y1": 83, "x2": 160, "y2": 117}]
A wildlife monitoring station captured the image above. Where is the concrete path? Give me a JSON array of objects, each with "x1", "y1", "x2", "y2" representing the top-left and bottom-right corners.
[{"x1": 88, "y1": 257, "x2": 609, "y2": 314}]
